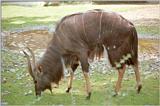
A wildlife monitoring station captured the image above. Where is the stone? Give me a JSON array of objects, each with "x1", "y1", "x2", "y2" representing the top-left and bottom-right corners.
[
  {"x1": 10, "y1": 69, "x2": 16, "y2": 73},
  {"x1": 24, "y1": 90, "x2": 32, "y2": 96},
  {"x1": 2, "y1": 77, "x2": 7, "y2": 83}
]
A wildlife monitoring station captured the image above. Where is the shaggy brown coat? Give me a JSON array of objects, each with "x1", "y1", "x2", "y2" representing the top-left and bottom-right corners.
[
  {"x1": 39, "y1": 9, "x2": 138, "y2": 88},
  {"x1": 24, "y1": 9, "x2": 140, "y2": 97}
]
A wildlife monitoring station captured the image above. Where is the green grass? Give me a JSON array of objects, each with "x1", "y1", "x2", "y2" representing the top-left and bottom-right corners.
[
  {"x1": 2, "y1": 4, "x2": 147, "y2": 31},
  {"x1": 136, "y1": 25, "x2": 160, "y2": 35},
  {"x1": 1, "y1": 50, "x2": 159, "y2": 105}
]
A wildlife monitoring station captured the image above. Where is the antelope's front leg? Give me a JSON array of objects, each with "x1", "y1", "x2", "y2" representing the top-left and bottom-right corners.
[
  {"x1": 79, "y1": 53, "x2": 91, "y2": 100},
  {"x1": 66, "y1": 63, "x2": 79, "y2": 93},
  {"x1": 66, "y1": 68, "x2": 74, "y2": 93}
]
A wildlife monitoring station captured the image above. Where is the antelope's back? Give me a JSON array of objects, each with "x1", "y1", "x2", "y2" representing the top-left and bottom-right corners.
[{"x1": 54, "y1": 10, "x2": 138, "y2": 67}]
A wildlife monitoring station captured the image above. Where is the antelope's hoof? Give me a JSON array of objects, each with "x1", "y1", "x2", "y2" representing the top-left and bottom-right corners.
[
  {"x1": 66, "y1": 88, "x2": 71, "y2": 93},
  {"x1": 86, "y1": 92, "x2": 91, "y2": 100},
  {"x1": 112, "y1": 92, "x2": 118, "y2": 97},
  {"x1": 137, "y1": 84, "x2": 142, "y2": 94}
]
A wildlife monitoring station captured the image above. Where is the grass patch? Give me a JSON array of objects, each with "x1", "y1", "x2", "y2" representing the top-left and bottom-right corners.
[
  {"x1": 136, "y1": 25, "x2": 160, "y2": 35},
  {"x1": 1, "y1": 50, "x2": 159, "y2": 105},
  {"x1": 111, "y1": 77, "x2": 159, "y2": 105},
  {"x1": 2, "y1": 16, "x2": 57, "y2": 31},
  {"x1": 2, "y1": 4, "x2": 147, "y2": 31}
]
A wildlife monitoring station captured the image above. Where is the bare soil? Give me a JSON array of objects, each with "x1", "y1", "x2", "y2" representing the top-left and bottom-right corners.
[
  {"x1": 3, "y1": 30, "x2": 52, "y2": 51},
  {"x1": 119, "y1": 5, "x2": 160, "y2": 26}
]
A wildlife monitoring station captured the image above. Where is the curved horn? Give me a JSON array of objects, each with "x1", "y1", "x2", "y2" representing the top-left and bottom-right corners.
[
  {"x1": 23, "y1": 50, "x2": 34, "y2": 78},
  {"x1": 26, "y1": 47, "x2": 36, "y2": 69}
]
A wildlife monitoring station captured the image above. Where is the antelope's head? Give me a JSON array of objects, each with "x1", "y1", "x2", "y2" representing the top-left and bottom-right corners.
[{"x1": 23, "y1": 47, "x2": 52, "y2": 97}]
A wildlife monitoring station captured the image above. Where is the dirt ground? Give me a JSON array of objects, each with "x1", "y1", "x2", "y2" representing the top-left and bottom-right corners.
[
  {"x1": 119, "y1": 5, "x2": 160, "y2": 26},
  {"x1": 3, "y1": 30, "x2": 52, "y2": 51}
]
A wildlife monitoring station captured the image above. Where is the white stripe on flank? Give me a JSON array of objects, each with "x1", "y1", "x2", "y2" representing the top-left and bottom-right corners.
[
  {"x1": 61, "y1": 57, "x2": 68, "y2": 78},
  {"x1": 103, "y1": 45, "x2": 111, "y2": 68}
]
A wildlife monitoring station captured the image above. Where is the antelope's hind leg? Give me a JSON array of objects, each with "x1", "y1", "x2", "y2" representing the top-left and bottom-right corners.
[
  {"x1": 133, "y1": 64, "x2": 142, "y2": 93},
  {"x1": 114, "y1": 65, "x2": 126, "y2": 96}
]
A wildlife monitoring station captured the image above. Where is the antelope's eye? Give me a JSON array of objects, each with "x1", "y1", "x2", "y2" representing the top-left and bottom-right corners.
[{"x1": 34, "y1": 80, "x2": 37, "y2": 84}]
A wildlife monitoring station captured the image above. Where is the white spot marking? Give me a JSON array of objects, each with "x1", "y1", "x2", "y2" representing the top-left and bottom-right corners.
[
  {"x1": 123, "y1": 55, "x2": 128, "y2": 60},
  {"x1": 113, "y1": 45, "x2": 116, "y2": 49},
  {"x1": 115, "y1": 62, "x2": 121, "y2": 68},
  {"x1": 107, "y1": 47, "x2": 110, "y2": 50},
  {"x1": 127, "y1": 53, "x2": 131, "y2": 58},
  {"x1": 120, "y1": 58, "x2": 125, "y2": 64}
]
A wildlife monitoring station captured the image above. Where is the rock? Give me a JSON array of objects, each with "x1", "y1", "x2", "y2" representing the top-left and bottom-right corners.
[
  {"x1": 16, "y1": 76, "x2": 22, "y2": 80},
  {"x1": 25, "y1": 41, "x2": 29, "y2": 43},
  {"x1": 10, "y1": 69, "x2": 16, "y2": 73},
  {"x1": 24, "y1": 92, "x2": 28, "y2": 96},
  {"x1": 72, "y1": 89, "x2": 80, "y2": 93},
  {"x1": 103, "y1": 83, "x2": 107, "y2": 86},
  {"x1": 28, "y1": 78, "x2": 32, "y2": 81},
  {"x1": 144, "y1": 71, "x2": 151, "y2": 75},
  {"x1": 10, "y1": 42, "x2": 17, "y2": 46},
  {"x1": 14, "y1": 64, "x2": 18, "y2": 67},
  {"x1": 36, "y1": 96, "x2": 42, "y2": 101},
  {"x1": 18, "y1": 43, "x2": 26, "y2": 48},
  {"x1": 2, "y1": 91, "x2": 10, "y2": 96},
  {"x1": 2, "y1": 77, "x2": 7, "y2": 83},
  {"x1": 24, "y1": 90, "x2": 32, "y2": 96},
  {"x1": 122, "y1": 92, "x2": 127, "y2": 97},
  {"x1": 102, "y1": 70, "x2": 107, "y2": 74},
  {"x1": 111, "y1": 79, "x2": 115, "y2": 82},
  {"x1": 25, "y1": 83, "x2": 32, "y2": 87},
  {"x1": 28, "y1": 90, "x2": 32, "y2": 93},
  {"x1": 25, "y1": 73, "x2": 30, "y2": 77},
  {"x1": 13, "y1": 80, "x2": 16, "y2": 83},
  {"x1": 124, "y1": 78, "x2": 129, "y2": 81},
  {"x1": 1, "y1": 102, "x2": 8, "y2": 105},
  {"x1": 19, "y1": 83, "x2": 24, "y2": 85}
]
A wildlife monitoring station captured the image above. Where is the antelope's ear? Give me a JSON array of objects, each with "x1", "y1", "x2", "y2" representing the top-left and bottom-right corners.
[{"x1": 37, "y1": 65, "x2": 43, "y2": 73}]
